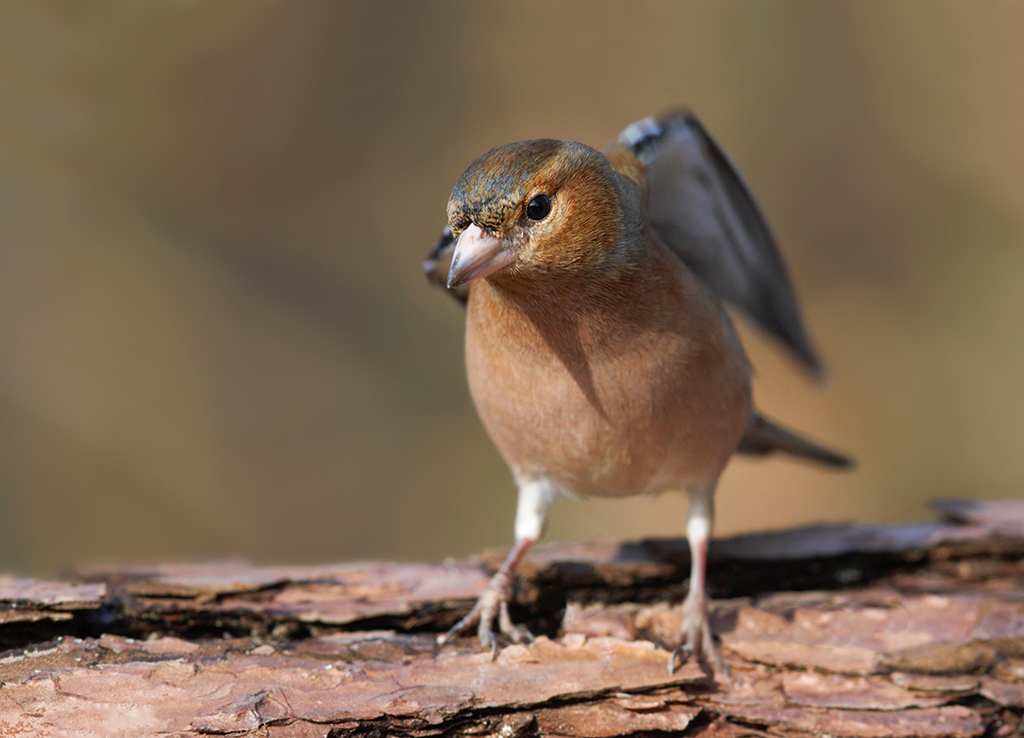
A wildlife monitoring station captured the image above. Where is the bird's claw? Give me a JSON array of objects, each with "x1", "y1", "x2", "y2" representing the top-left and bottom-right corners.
[
  {"x1": 667, "y1": 641, "x2": 688, "y2": 672},
  {"x1": 498, "y1": 599, "x2": 533, "y2": 644},
  {"x1": 668, "y1": 599, "x2": 728, "y2": 678},
  {"x1": 437, "y1": 570, "x2": 533, "y2": 656}
]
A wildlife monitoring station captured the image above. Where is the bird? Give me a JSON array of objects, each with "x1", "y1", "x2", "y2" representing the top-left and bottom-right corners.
[{"x1": 424, "y1": 110, "x2": 851, "y2": 675}]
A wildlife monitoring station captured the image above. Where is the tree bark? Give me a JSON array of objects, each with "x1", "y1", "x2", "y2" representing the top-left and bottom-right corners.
[{"x1": 1, "y1": 499, "x2": 1022, "y2": 737}]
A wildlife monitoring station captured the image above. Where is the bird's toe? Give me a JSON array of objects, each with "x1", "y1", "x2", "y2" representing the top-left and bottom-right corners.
[
  {"x1": 669, "y1": 605, "x2": 729, "y2": 679},
  {"x1": 438, "y1": 569, "x2": 527, "y2": 659}
]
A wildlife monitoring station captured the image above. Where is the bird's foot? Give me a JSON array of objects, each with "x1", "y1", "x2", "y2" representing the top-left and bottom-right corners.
[
  {"x1": 668, "y1": 596, "x2": 728, "y2": 678},
  {"x1": 437, "y1": 569, "x2": 532, "y2": 659}
]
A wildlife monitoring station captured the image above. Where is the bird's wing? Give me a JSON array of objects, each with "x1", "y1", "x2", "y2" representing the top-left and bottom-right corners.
[
  {"x1": 615, "y1": 110, "x2": 823, "y2": 376},
  {"x1": 422, "y1": 225, "x2": 470, "y2": 305}
]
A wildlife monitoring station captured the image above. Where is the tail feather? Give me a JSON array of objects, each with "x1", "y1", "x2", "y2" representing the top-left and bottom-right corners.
[{"x1": 738, "y1": 412, "x2": 853, "y2": 468}]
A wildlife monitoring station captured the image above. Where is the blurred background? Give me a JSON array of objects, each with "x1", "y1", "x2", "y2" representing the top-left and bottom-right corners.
[{"x1": 0, "y1": 1, "x2": 1021, "y2": 577}]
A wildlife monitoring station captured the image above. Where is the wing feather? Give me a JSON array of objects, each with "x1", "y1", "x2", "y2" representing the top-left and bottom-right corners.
[
  {"x1": 422, "y1": 225, "x2": 470, "y2": 304},
  {"x1": 618, "y1": 110, "x2": 823, "y2": 376}
]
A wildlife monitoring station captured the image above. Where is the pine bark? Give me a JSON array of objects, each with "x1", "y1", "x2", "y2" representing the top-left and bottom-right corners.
[{"x1": 1, "y1": 499, "x2": 1022, "y2": 737}]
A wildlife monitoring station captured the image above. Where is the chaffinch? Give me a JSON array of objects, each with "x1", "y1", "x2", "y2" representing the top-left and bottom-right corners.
[{"x1": 426, "y1": 110, "x2": 851, "y2": 676}]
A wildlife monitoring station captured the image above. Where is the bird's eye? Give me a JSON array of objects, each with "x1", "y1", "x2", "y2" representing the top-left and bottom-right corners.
[{"x1": 525, "y1": 194, "x2": 552, "y2": 221}]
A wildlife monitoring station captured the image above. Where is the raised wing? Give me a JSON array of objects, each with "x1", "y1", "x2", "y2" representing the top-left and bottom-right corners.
[
  {"x1": 422, "y1": 225, "x2": 470, "y2": 305},
  {"x1": 618, "y1": 111, "x2": 823, "y2": 376}
]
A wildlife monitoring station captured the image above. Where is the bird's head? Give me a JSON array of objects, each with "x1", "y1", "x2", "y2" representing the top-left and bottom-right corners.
[{"x1": 445, "y1": 139, "x2": 642, "y2": 289}]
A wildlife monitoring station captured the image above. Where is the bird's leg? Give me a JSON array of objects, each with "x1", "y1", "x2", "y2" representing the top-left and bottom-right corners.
[
  {"x1": 438, "y1": 536, "x2": 533, "y2": 657},
  {"x1": 438, "y1": 479, "x2": 556, "y2": 657},
  {"x1": 670, "y1": 486, "x2": 728, "y2": 676}
]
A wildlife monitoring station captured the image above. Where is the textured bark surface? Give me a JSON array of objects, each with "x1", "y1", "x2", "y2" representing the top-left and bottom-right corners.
[{"x1": 2, "y1": 499, "x2": 1023, "y2": 737}]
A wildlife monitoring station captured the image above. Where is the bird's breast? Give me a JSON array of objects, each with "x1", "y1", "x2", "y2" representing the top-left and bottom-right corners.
[{"x1": 464, "y1": 261, "x2": 750, "y2": 498}]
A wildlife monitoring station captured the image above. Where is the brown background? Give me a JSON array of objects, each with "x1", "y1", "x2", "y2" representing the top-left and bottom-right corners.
[{"x1": 0, "y1": 1, "x2": 1021, "y2": 576}]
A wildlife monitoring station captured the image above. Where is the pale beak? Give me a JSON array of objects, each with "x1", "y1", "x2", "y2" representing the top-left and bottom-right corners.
[{"x1": 446, "y1": 224, "x2": 515, "y2": 288}]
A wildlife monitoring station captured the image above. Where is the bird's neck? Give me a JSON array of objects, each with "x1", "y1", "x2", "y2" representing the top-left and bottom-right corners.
[
  {"x1": 487, "y1": 250, "x2": 647, "y2": 316},
  {"x1": 473, "y1": 235, "x2": 667, "y2": 358}
]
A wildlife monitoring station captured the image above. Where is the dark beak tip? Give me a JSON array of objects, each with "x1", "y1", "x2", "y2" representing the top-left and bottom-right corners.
[{"x1": 445, "y1": 257, "x2": 463, "y2": 289}]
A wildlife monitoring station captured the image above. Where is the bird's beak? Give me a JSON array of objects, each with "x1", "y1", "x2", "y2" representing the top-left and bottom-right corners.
[{"x1": 447, "y1": 224, "x2": 515, "y2": 288}]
